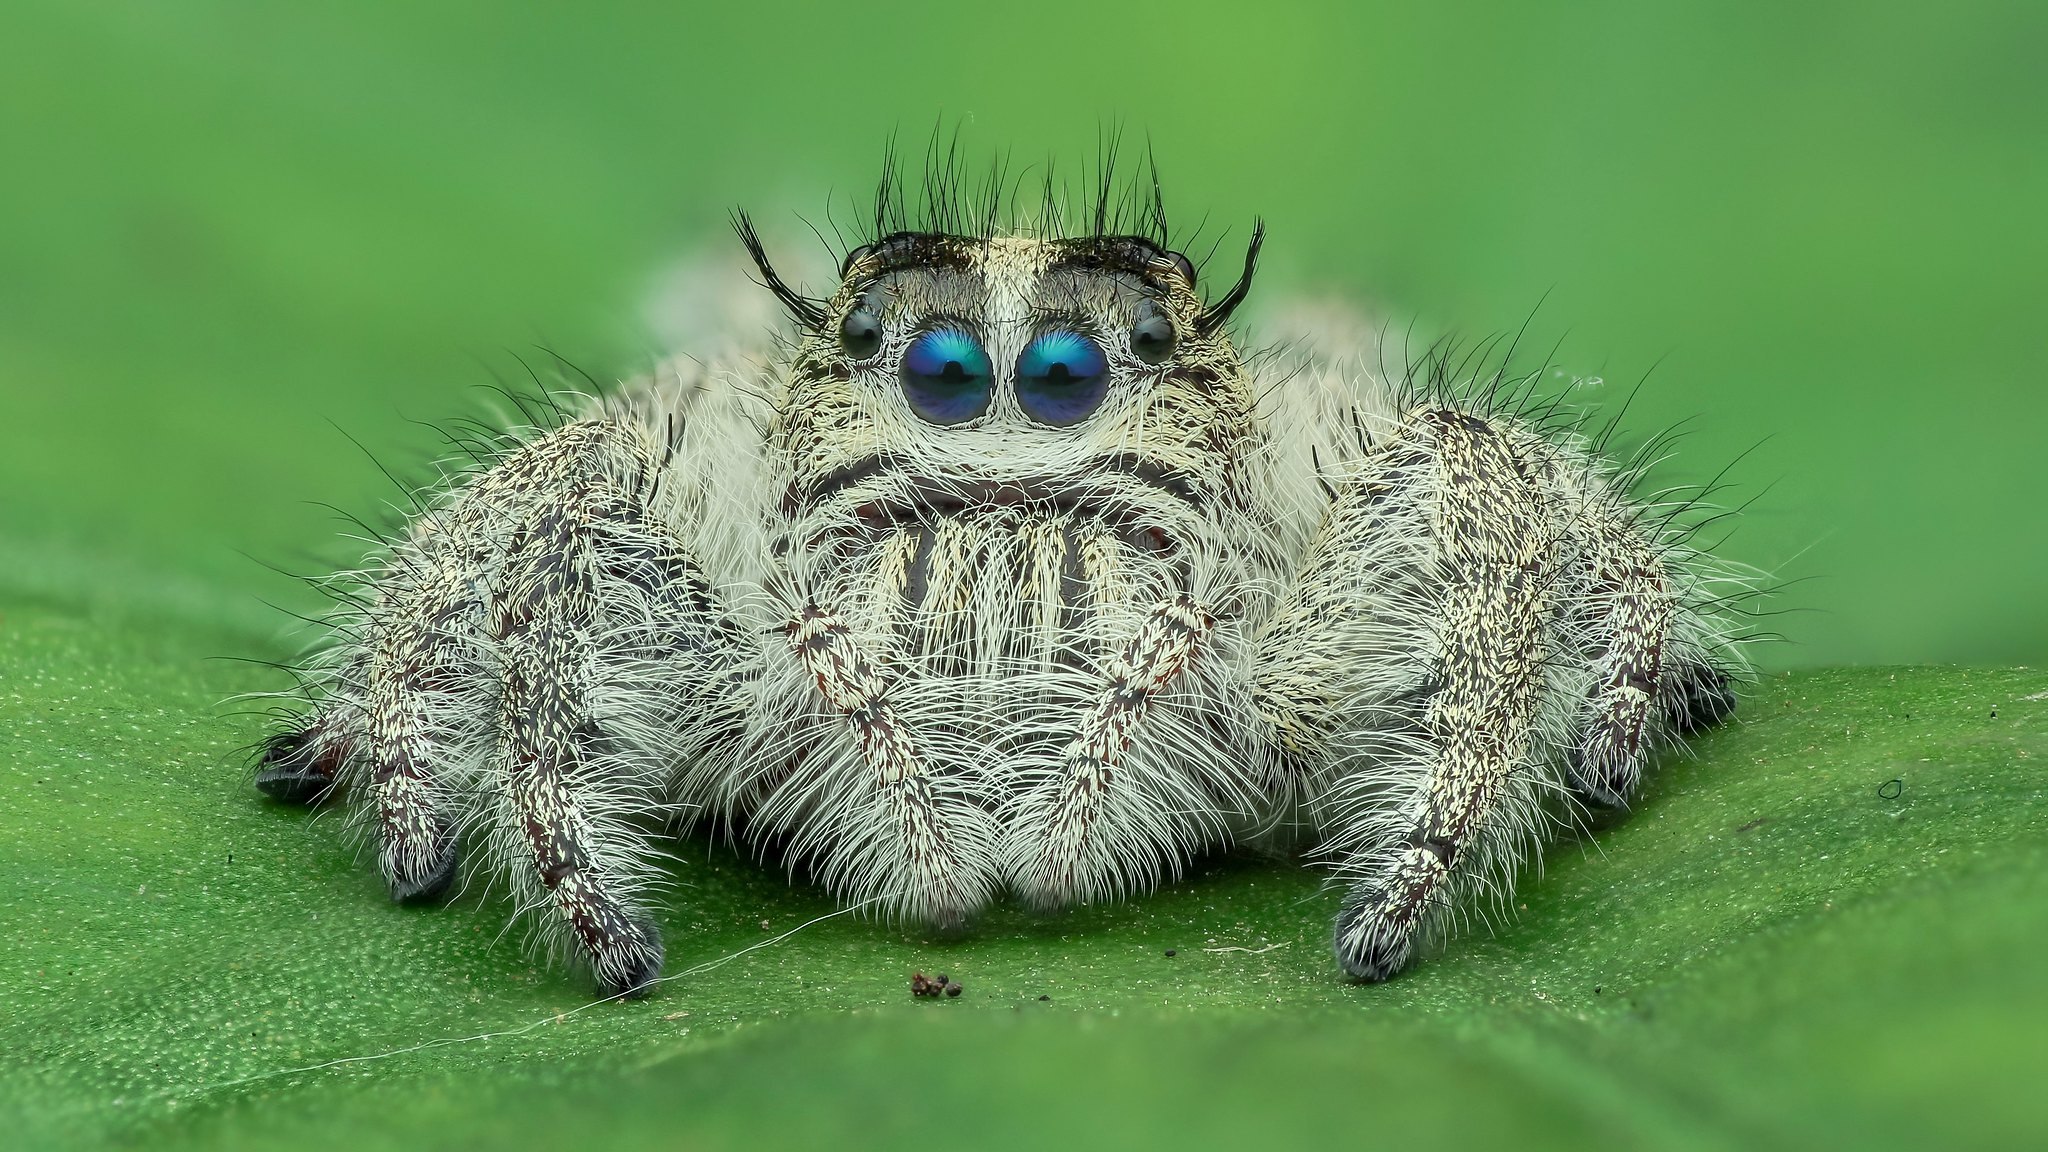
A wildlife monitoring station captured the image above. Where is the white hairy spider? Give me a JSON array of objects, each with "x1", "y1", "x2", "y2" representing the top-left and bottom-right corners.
[{"x1": 257, "y1": 162, "x2": 1747, "y2": 997}]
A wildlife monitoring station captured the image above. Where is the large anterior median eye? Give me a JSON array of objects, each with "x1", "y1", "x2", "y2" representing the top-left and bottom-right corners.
[
  {"x1": 1016, "y1": 328, "x2": 1110, "y2": 426},
  {"x1": 900, "y1": 325, "x2": 993, "y2": 424}
]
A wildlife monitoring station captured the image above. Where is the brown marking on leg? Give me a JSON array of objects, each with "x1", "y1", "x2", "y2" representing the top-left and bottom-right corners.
[
  {"x1": 1017, "y1": 593, "x2": 1215, "y2": 905},
  {"x1": 786, "y1": 605, "x2": 969, "y2": 923},
  {"x1": 1335, "y1": 410, "x2": 1552, "y2": 981}
]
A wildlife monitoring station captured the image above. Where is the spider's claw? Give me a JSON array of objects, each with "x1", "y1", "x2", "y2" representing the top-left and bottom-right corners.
[
  {"x1": 254, "y1": 727, "x2": 340, "y2": 807},
  {"x1": 595, "y1": 925, "x2": 665, "y2": 1000},
  {"x1": 1565, "y1": 748, "x2": 1631, "y2": 810},
  {"x1": 388, "y1": 829, "x2": 458, "y2": 905},
  {"x1": 1671, "y1": 667, "x2": 1738, "y2": 735},
  {"x1": 1332, "y1": 899, "x2": 1415, "y2": 983}
]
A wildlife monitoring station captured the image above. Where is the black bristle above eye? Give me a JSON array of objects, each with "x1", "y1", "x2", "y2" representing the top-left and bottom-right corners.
[
  {"x1": 833, "y1": 127, "x2": 1261, "y2": 327},
  {"x1": 732, "y1": 209, "x2": 827, "y2": 329},
  {"x1": 1195, "y1": 220, "x2": 1265, "y2": 336},
  {"x1": 860, "y1": 123, "x2": 1187, "y2": 253}
]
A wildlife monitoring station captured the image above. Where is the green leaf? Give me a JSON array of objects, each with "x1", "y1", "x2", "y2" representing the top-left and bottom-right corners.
[{"x1": 2, "y1": 603, "x2": 2041, "y2": 1150}]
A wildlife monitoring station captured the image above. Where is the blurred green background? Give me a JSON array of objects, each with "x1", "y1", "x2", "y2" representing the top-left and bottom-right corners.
[
  {"x1": 1, "y1": 0, "x2": 2044, "y2": 665},
  {"x1": 2, "y1": 2, "x2": 2045, "y2": 1150}
]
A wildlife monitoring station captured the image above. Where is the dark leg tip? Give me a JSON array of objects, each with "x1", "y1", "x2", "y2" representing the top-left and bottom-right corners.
[
  {"x1": 254, "y1": 728, "x2": 339, "y2": 807},
  {"x1": 1333, "y1": 900, "x2": 1412, "y2": 983},
  {"x1": 389, "y1": 840, "x2": 459, "y2": 906},
  {"x1": 1565, "y1": 750, "x2": 1631, "y2": 810},
  {"x1": 1673, "y1": 668, "x2": 1737, "y2": 735},
  {"x1": 597, "y1": 930, "x2": 666, "y2": 1000}
]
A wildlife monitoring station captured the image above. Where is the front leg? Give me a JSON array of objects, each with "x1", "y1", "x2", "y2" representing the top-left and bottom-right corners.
[
  {"x1": 1259, "y1": 400, "x2": 1744, "y2": 981},
  {"x1": 261, "y1": 420, "x2": 748, "y2": 996},
  {"x1": 1005, "y1": 593, "x2": 1217, "y2": 910},
  {"x1": 783, "y1": 605, "x2": 994, "y2": 927},
  {"x1": 1257, "y1": 409, "x2": 1566, "y2": 981}
]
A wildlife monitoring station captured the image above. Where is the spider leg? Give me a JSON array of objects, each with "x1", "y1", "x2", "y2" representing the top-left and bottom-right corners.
[
  {"x1": 1259, "y1": 409, "x2": 1559, "y2": 982},
  {"x1": 476, "y1": 423, "x2": 752, "y2": 996},
  {"x1": 1007, "y1": 593, "x2": 1215, "y2": 909},
  {"x1": 1559, "y1": 464, "x2": 1743, "y2": 807},
  {"x1": 254, "y1": 724, "x2": 346, "y2": 807},
  {"x1": 786, "y1": 605, "x2": 990, "y2": 928},
  {"x1": 493, "y1": 502, "x2": 662, "y2": 996},
  {"x1": 360, "y1": 540, "x2": 487, "y2": 904},
  {"x1": 1562, "y1": 511, "x2": 1676, "y2": 807},
  {"x1": 1262, "y1": 395, "x2": 1748, "y2": 981},
  {"x1": 1331, "y1": 411, "x2": 1555, "y2": 981},
  {"x1": 266, "y1": 420, "x2": 745, "y2": 996}
]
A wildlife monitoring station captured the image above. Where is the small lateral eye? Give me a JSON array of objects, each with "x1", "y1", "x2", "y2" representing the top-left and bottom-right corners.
[
  {"x1": 1131, "y1": 301, "x2": 1177, "y2": 365},
  {"x1": 900, "y1": 325, "x2": 993, "y2": 424},
  {"x1": 840, "y1": 293, "x2": 883, "y2": 360},
  {"x1": 1016, "y1": 328, "x2": 1110, "y2": 426}
]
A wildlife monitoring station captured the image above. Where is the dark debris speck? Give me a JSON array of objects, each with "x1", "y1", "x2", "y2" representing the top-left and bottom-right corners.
[{"x1": 911, "y1": 971, "x2": 962, "y2": 999}]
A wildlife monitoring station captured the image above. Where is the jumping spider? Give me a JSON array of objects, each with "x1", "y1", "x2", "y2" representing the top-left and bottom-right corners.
[{"x1": 256, "y1": 165, "x2": 1745, "y2": 997}]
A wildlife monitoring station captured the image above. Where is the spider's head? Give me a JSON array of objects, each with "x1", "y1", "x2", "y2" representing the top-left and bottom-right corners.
[{"x1": 744, "y1": 221, "x2": 1266, "y2": 521}]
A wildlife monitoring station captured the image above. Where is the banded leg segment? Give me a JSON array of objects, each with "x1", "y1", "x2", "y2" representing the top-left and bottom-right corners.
[
  {"x1": 1332, "y1": 411, "x2": 1555, "y2": 980},
  {"x1": 363, "y1": 550, "x2": 483, "y2": 903},
  {"x1": 1010, "y1": 593, "x2": 1215, "y2": 908},
  {"x1": 266, "y1": 420, "x2": 743, "y2": 994},
  {"x1": 1565, "y1": 515, "x2": 1675, "y2": 807},
  {"x1": 788, "y1": 606, "x2": 984, "y2": 925},
  {"x1": 1255, "y1": 408, "x2": 1561, "y2": 982},
  {"x1": 260, "y1": 543, "x2": 481, "y2": 903},
  {"x1": 494, "y1": 498, "x2": 669, "y2": 996}
]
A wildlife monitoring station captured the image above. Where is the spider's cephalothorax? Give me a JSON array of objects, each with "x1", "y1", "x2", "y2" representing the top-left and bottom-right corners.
[{"x1": 257, "y1": 179, "x2": 1746, "y2": 997}]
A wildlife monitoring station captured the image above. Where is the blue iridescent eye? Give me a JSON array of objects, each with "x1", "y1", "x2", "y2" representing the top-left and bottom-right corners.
[
  {"x1": 1016, "y1": 328, "x2": 1110, "y2": 426},
  {"x1": 900, "y1": 325, "x2": 993, "y2": 424}
]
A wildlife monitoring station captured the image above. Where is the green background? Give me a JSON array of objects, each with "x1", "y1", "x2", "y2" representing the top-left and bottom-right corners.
[
  {"x1": 4, "y1": 0, "x2": 2045, "y2": 665},
  {"x1": 1, "y1": 2, "x2": 2044, "y2": 1149}
]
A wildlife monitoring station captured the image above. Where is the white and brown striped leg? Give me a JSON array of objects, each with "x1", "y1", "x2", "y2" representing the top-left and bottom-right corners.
[
  {"x1": 788, "y1": 606, "x2": 985, "y2": 927},
  {"x1": 476, "y1": 425, "x2": 751, "y2": 997},
  {"x1": 359, "y1": 546, "x2": 487, "y2": 904},
  {"x1": 493, "y1": 504, "x2": 663, "y2": 997},
  {"x1": 1561, "y1": 485, "x2": 1740, "y2": 807},
  {"x1": 266, "y1": 420, "x2": 741, "y2": 996},
  {"x1": 1332, "y1": 411, "x2": 1555, "y2": 981},
  {"x1": 1260, "y1": 409, "x2": 1560, "y2": 982},
  {"x1": 1564, "y1": 516, "x2": 1675, "y2": 808},
  {"x1": 259, "y1": 531, "x2": 486, "y2": 904},
  {"x1": 255, "y1": 500, "x2": 481, "y2": 905},
  {"x1": 1008, "y1": 593, "x2": 1214, "y2": 909}
]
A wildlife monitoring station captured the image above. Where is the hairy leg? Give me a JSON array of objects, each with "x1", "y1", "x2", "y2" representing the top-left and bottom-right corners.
[
  {"x1": 1258, "y1": 409, "x2": 1560, "y2": 981},
  {"x1": 493, "y1": 497, "x2": 659, "y2": 996},
  {"x1": 265, "y1": 420, "x2": 743, "y2": 995},
  {"x1": 1331, "y1": 411, "x2": 1555, "y2": 980},
  {"x1": 1007, "y1": 593, "x2": 1215, "y2": 908},
  {"x1": 1261, "y1": 395, "x2": 1746, "y2": 980},
  {"x1": 786, "y1": 605, "x2": 990, "y2": 927},
  {"x1": 1557, "y1": 457, "x2": 1744, "y2": 808},
  {"x1": 1562, "y1": 503, "x2": 1677, "y2": 808}
]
